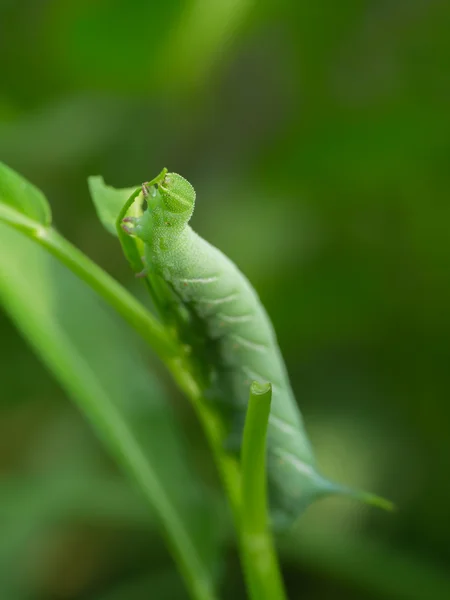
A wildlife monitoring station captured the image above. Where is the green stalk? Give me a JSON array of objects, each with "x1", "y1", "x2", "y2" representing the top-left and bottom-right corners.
[{"x1": 240, "y1": 382, "x2": 288, "y2": 600}]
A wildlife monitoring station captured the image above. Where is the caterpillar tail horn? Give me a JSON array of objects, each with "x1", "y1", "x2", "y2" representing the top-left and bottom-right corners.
[{"x1": 326, "y1": 479, "x2": 395, "y2": 512}]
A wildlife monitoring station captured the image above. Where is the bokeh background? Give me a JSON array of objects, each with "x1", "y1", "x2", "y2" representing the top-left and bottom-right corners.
[{"x1": 1, "y1": 1, "x2": 449, "y2": 599}]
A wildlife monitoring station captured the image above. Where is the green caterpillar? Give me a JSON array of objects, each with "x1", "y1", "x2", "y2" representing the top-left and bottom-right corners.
[{"x1": 122, "y1": 169, "x2": 390, "y2": 527}]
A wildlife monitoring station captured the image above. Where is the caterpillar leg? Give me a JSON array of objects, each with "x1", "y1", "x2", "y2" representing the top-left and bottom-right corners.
[
  {"x1": 132, "y1": 250, "x2": 149, "y2": 278},
  {"x1": 134, "y1": 254, "x2": 148, "y2": 278},
  {"x1": 121, "y1": 216, "x2": 138, "y2": 235},
  {"x1": 135, "y1": 267, "x2": 149, "y2": 278},
  {"x1": 141, "y1": 182, "x2": 157, "y2": 198}
]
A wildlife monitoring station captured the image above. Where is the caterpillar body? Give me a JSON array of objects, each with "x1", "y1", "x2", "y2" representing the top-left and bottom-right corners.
[{"x1": 122, "y1": 169, "x2": 389, "y2": 527}]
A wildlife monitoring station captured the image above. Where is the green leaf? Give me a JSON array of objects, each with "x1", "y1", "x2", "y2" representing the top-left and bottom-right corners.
[
  {"x1": 88, "y1": 175, "x2": 137, "y2": 236},
  {"x1": 0, "y1": 161, "x2": 51, "y2": 225},
  {"x1": 0, "y1": 225, "x2": 219, "y2": 599}
]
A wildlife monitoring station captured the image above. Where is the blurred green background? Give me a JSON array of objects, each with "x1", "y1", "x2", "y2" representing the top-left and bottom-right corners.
[{"x1": 1, "y1": 1, "x2": 449, "y2": 599}]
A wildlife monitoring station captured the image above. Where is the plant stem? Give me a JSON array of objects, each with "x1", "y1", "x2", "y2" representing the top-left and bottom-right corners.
[
  {"x1": 240, "y1": 382, "x2": 288, "y2": 600},
  {"x1": 167, "y1": 358, "x2": 242, "y2": 517}
]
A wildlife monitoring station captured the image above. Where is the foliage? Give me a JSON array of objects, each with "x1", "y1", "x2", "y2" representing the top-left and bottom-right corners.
[{"x1": 1, "y1": 1, "x2": 450, "y2": 599}]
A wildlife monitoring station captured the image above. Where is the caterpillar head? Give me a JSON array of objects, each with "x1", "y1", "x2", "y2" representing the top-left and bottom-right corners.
[
  {"x1": 151, "y1": 172, "x2": 196, "y2": 229},
  {"x1": 122, "y1": 170, "x2": 195, "y2": 244},
  {"x1": 159, "y1": 172, "x2": 195, "y2": 213}
]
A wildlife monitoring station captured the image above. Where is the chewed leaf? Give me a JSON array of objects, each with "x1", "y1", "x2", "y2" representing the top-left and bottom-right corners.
[
  {"x1": 88, "y1": 175, "x2": 138, "y2": 236},
  {"x1": 89, "y1": 177, "x2": 149, "y2": 290},
  {"x1": 0, "y1": 161, "x2": 51, "y2": 225}
]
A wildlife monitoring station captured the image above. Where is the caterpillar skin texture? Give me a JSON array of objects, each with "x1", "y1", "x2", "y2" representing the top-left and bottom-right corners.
[{"x1": 129, "y1": 172, "x2": 334, "y2": 526}]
